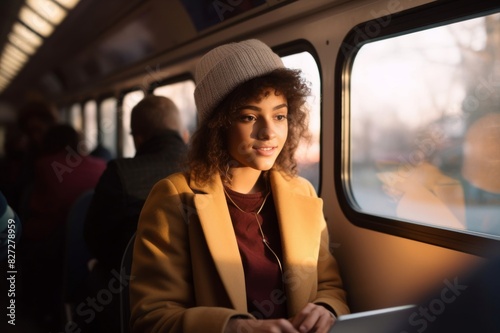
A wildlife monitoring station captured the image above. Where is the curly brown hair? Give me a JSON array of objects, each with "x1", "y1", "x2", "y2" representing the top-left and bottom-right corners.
[{"x1": 187, "y1": 68, "x2": 311, "y2": 185}]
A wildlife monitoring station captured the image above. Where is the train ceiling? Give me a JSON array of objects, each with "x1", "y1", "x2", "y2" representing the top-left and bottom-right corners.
[{"x1": 0, "y1": 0, "x2": 291, "y2": 108}]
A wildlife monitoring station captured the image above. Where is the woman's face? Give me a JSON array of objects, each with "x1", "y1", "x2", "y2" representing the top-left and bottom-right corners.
[{"x1": 227, "y1": 89, "x2": 288, "y2": 172}]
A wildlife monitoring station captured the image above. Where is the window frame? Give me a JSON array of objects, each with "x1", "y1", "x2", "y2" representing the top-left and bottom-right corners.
[{"x1": 334, "y1": 0, "x2": 500, "y2": 257}]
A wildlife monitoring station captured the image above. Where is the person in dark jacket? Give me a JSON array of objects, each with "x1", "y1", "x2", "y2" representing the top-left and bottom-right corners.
[
  {"x1": 83, "y1": 95, "x2": 188, "y2": 332},
  {"x1": 20, "y1": 124, "x2": 106, "y2": 331}
]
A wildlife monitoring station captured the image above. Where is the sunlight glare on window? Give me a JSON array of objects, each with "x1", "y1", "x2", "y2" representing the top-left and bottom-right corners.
[{"x1": 349, "y1": 13, "x2": 500, "y2": 239}]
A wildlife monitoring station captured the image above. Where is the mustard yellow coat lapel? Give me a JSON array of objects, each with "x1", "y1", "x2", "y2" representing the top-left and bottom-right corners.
[
  {"x1": 190, "y1": 171, "x2": 334, "y2": 315},
  {"x1": 191, "y1": 175, "x2": 247, "y2": 311},
  {"x1": 130, "y1": 170, "x2": 349, "y2": 333},
  {"x1": 270, "y1": 171, "x2": 326, "y2": 315}
]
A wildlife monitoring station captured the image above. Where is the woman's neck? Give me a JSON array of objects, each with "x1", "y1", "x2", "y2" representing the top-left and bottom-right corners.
[{"x1": 226, "y1": 167, "x2": 266, "y2": 194}]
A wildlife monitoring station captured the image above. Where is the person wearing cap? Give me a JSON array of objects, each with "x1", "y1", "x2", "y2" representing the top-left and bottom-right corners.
[
  {"x1": 83, "y1": 95, "x2": 188, "y2": 332},
  {"x1": 130, "y1": 39, "x2": 349, "y2": 333}
]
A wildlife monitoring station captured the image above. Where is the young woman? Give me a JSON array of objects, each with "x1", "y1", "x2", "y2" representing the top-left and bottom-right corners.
[{"x1": 130, "y1": 39, "x2": 349, "y2": 333}]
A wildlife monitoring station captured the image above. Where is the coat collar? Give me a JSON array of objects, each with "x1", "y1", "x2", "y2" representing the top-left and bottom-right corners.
[{"x1": 190, "y1": 171, "x2": 324, "y2": 314}]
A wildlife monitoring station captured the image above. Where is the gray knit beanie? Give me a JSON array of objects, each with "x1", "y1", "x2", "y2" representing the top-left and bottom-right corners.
[{"x1": 194, "y1": 39, "x2": 284, "y2": 123}]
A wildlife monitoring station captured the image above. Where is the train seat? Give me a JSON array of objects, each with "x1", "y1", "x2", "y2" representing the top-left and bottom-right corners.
[{"x1": 63, "y1": 190, "x2": 95, "y2": 323}]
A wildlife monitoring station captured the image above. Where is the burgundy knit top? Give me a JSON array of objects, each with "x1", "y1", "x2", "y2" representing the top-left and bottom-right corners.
[{"x1": 223, "y1": 186, "x2": 288, "y2": 319}]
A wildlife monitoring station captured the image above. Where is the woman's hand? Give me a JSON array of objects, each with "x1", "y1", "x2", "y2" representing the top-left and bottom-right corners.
[
  {"x1": 289, "y1": 303, "x2": 336, "y2": 333},
  {"x1": 225, "y1": 318, "x2": 299, "y2": 333},
  {"x1": 225, "y1": 303, "x2": 336, "y2": 333}
]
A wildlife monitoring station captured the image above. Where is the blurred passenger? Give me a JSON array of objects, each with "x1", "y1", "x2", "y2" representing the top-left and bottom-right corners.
[
  {"x1": 83, "y1": 95, "x2": 188, "y2": 332},
  {"x1": 17, "y1": 99, "x2": 59, "y2": 155},
  {"x1": 23, "y1": 124, "x2": 106, "y2": 239},
  {"x1": 130, "y1": 39, "x2": 349, "y2": 333},
  {"x1": 9, "y1": 100, "x2": 59, "y2": 215},
  {"x1": 393, "y1": 256, "x2": 500, "y2": 333},
  {"x1": 19, "y1": 124, "x2": 106, "y2": 332},
  {"x1": 0, "y1": 124, "x2": 27, "y2": 211},
  {"x1": 90, "y1": 142, "x2": 114, "y2": 162}
]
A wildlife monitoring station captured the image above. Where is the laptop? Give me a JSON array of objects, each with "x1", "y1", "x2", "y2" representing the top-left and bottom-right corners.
[{"x1": 329, "y1": 304, "x2": 416, "y2": 333}]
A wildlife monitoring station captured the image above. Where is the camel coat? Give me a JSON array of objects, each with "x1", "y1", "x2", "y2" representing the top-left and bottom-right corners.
[{"x1": 130, "y1": 170, "x2": 349, "y2": 333}]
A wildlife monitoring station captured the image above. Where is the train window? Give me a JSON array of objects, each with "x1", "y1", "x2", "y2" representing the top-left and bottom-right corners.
[
  {"x1": 83, "y1": 100, "x2": 98, "y2": 153},
  {"x1": 347, "y1": 12, "x2": 500, "y2": 240},
  {"x1": 122, "y1": 90, "x2": 145, "y2": 158},
  {"x1": 282, "y1": 52, "x2": 321, "y2": 192},
  {"x1": 100, "y1": 97, "x2": 117, "y2": 158},
  {"x1": 69, "y1": 103, "x2": 82, "y2": 132},
  {"x1": 153, "y1": 80, "x2": 197, "y2": 137}
]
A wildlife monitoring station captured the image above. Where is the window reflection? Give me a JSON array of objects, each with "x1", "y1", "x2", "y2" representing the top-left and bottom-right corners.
[{"x1": 349, "y1": 13, "x2": 500, "y2": 238}]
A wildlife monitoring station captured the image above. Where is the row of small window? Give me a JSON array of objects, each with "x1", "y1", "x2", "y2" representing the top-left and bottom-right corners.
[
  {"x1": 63, "y1": 8, "x2": 500, "y2": 246},
  {"x1": 62, "y1": 52, "x2": 322, "y2": 190},
  {"x1": 63, "y1": 81, "x2": 199, "y2": 160}
]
